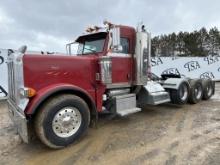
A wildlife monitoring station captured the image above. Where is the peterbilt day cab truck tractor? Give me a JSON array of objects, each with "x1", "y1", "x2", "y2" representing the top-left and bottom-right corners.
[{"x1": 7, "y1": 21, "x2": 215, "y2": 148}]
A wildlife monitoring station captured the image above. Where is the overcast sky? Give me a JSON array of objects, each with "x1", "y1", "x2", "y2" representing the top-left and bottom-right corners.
[{"x1": 0, "y1": 0, "x2": 220, "y2": 52}]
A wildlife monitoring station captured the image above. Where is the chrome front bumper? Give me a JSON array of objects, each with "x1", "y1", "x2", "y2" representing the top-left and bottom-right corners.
[{"x1": 7, "y1": 100, "x2": 29, "y2": 143}]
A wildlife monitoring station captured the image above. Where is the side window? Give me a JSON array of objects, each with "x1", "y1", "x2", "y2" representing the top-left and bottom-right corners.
[{"x1": 120, "y1": 37, "x2": 129, "y2": 54}]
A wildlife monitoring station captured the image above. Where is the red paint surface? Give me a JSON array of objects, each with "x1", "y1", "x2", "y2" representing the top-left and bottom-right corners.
[
  {"x1": 111, "y1": 57, "x2": 133, "y2": 83},
  {"x1": 23, "y1": 26, "x2": 136, "y2": 114}
]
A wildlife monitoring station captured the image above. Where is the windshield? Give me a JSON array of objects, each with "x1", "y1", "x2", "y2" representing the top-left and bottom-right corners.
[
  {"x1": 75, "y1": 32, "x2": 107, "y2": 55},
  {"x1": 77, "y1": 38, "x2": 106, "y2": 54},
  {"x1": 66, "y1": 32, "x2": 107, "y2": 55}
]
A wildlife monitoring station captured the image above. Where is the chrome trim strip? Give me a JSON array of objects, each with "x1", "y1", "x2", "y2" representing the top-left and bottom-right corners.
[
  {"x1": 107, "y1": 53, "x2": 132, "y2": 58},
  {"x1": 99, "y1": 56, "x2": 112, "y2": 84},
  {"x1": 7, "y1": 50, "x2": 29, "y2": 111},
  {"x1": 106, "y1": 83, "x2": 132, "y2": 89}
]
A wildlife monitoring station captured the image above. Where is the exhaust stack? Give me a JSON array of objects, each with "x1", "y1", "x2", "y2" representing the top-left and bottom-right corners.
[{"x1": 135, "y1": 24, "x2": 151, "y2": 85}]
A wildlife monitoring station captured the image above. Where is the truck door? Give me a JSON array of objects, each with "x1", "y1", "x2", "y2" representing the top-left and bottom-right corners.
[{"x1": 107, "y1": 37, "x2": 133, "y2": 88}]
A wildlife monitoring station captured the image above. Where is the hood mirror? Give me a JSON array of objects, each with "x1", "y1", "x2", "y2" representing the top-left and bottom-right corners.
[{"x1": 18, "y1": 45, "x2": 27, "y2": 54}]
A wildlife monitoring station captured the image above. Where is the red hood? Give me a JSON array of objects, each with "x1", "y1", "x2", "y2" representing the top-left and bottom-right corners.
[{"x1": 23, "y1": 53, "x2": 100, "y2": 92}]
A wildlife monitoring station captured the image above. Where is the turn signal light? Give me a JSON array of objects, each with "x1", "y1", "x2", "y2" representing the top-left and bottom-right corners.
[
  {"x1": 26, "y1": 88, "x2": 36, "y2": 97},
  {"x1": 21, "y1": 87, "x2": 36, "y2": 98}
]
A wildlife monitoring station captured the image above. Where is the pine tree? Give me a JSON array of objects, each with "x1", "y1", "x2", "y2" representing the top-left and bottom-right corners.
[
  {"x1": 208, "y1": 27, "x2": 220, "y2": 55},
  {"x1": 151, "y1": 27, "x2": 220, "y2": 57}
]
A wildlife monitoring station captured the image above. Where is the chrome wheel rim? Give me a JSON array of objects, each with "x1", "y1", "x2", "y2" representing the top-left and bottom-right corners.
[
  {"x1": 52, "y1": 107, "x2": 82, "y2": 138},
  {"x1": 195, "y1": 85, "x2": 202, "y2": 100},
  {"x1": 207, "y1": 84, "x2": 213, "y2": 96},
  {"x1": 180, "y1": 84, "x2": 188, "y2": 101}
]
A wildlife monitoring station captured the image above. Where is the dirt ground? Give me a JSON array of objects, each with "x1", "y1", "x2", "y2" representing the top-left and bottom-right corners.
[{"x1": 0, "y1": 83, "x2": 220, "y2": 165}]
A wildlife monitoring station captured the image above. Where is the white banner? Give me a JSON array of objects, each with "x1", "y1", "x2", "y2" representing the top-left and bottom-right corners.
[
  {"x1": 0, "y1": 49, "x2": 8, "y2": 99},
  {"x1": 0, "y1": 49, "x2": 219, "y2": 99},
  {"x1": 151, "y1": 56, "x2": 220, "y2": 80}
]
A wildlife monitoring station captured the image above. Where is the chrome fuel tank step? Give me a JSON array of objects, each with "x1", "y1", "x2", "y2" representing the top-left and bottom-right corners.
[
  {"x1": 117, "y1": 108, "x2": 141, "y2": 116},
  {"x1": 112, "y1": 93, "x2": 141, "y2": 116}
]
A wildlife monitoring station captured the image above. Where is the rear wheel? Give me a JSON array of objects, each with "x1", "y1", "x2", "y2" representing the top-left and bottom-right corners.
[
  {"x1": 202, "y1": 79, "x2": 214, "y2": 100},
  {"x1": 35, "y1": 94, "x2": 90, "y2": 149},
  {"x1": 188, "y1": 79, "x2": 203, "y2": 104},
  {"x1": 170, "y1": 82, "x2": 189, "y2": 105}
]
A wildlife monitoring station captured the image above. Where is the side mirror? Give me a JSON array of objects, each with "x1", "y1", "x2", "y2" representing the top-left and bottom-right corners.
[
  {"x1": 111, "y1": 27, "x2": 122, "y2": 52},
  {"x1": 112, "y1": 45, "x2": 123, "y2": 52}
]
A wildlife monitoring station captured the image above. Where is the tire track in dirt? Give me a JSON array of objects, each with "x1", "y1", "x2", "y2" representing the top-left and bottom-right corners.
[
  {"x1": 122, "y1": 124, "x2": 220, "y2": 165},
  {"x1": 79, "y1": 102, "x2": 220, "y2": 165},
  {"x1": 1, "y1": 84, "x2": 220, "y2": 165},
  {"x1": 187, "y1": 137, "x2": 220, "y2": 164},
  {"x1": 123, "y1": 105, "x2": 220, "y2": 165},
  {"x1": 24, "y1": 125, "x2": 115, "y2": 165}
]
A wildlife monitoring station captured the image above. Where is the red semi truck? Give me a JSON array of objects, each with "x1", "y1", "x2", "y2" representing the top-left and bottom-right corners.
[{"x1": 7, "y1": 22, "x2": 215, "y2": 148}]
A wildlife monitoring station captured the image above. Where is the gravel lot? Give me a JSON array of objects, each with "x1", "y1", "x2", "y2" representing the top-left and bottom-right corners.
[{"x1": 0, "y1": 83, "x2": 220, "y2": 165}]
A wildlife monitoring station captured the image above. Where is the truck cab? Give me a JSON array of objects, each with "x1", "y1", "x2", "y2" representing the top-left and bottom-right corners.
[{"x1": 7, "y1": 22, "x2": 215, "y2": 148}]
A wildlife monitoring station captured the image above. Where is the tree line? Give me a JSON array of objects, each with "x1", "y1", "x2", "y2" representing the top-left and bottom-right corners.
[{"x1": 151, "y1": 27, "x2": 220, "y2": 57}]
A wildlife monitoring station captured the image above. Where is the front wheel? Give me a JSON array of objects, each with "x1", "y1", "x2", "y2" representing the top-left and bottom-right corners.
[{"x1": 35, "y1": 94, "x2": 90, "y2": 149}]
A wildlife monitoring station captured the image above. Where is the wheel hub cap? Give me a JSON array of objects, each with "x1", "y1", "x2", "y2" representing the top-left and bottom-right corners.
[
  {"x1": 52, "y1": 107, "x2": 82, "y2": 138},
  {"x1": 180, "y1": 84, "x2": 188, "y2": 101},
  {"x1": 207, "y1": 85, "x2": 212, "y2": 96},
  {"x1": 195, "y1": 85, "x2": 202, "y2": 99}
]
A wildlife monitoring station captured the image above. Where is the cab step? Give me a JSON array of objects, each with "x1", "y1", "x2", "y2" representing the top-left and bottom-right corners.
[
  {"x1": 117, "y1": 107, "x2": 141, "y2": 117},
  {"x1": 113, "y1": 93, "x2": 141, "y2": 116}
]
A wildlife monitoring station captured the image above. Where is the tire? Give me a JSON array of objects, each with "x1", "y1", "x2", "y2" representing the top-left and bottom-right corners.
[
  {"x1": 170, "y1": 82, "x2": 189, "y2": 105},
  {"x1": 202, "y1": 79, "x2": 214, "y2": 100},
  {"x1": 35, "y1": 94, "x2": 90, "y2": 149},
  {"x1": 188, "y1": 79, "x2": 203, "y2": 104}
]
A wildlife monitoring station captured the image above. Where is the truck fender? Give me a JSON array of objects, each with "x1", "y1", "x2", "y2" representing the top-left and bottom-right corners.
[
  {"x1": 25, "y1": 83, "x2": 97, "y2": 124},
  {"x1": 162, "y1": 78, "x2": 190, "y2": 90}
]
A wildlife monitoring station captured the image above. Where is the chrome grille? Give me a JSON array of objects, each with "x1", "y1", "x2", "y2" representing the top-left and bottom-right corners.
[
  {"x1": 7, "y1": 47, "x2": 29, "y2": 112},
  {"x1": 8, "y1": 61, "x2": 16, "y2": 102}
]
